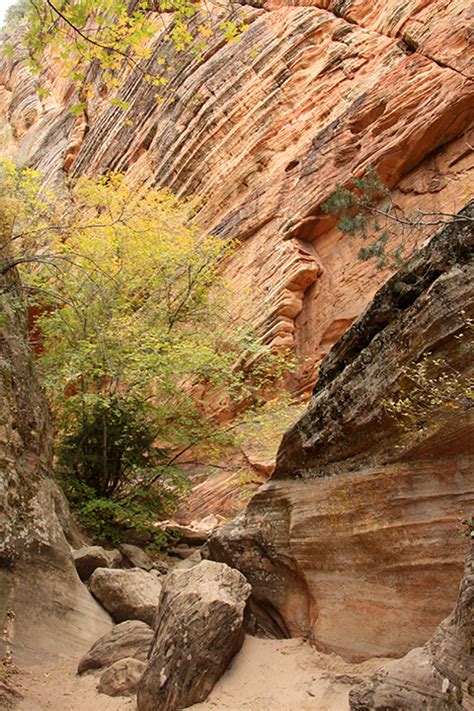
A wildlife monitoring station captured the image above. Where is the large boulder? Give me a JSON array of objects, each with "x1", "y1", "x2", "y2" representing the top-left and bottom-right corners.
[
  {"x1": 73, "y1": 546, "x2": 122, "y2": 581},
  {"x1": 98, "y1": 657, "x2": 147, "y2": 697},
  {"x1": 89, "y1": 568, "x2": 162, "y2": 625},
  {"x1": 350, "y1": 539, "x2": 474, "y2": 710},
  {"x1": 210, "y1": 209, "x2": 474, "y2": 659},
  {"x1": 78, "y1": 620, "x2": 154, "y2": 673},
  {"x1": 137, "y1": 560, "x2": 251, "y2": 711},
  {"x1": 118, "y1": 544, "x2": 154, "y2": 571}
]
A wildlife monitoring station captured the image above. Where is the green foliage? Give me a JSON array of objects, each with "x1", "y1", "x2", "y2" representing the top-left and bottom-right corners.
[
  {"x1": 16, "y1": 0, "x2": 249, "y2": 106},
  {"x1": 2, "y1": 0, "x2": 30, "y2": 30},
  {"x1": 382, "y1": 318, "x2": 474, "y2": 434},
  {"x1": 235, "y1": 393, "x2": 303, "y2": 453},
  {"x1": 62, "y1": 473, "x2": 183, "y2": 546},
  {"x1": 459, "y1": 516, "x2": 473, "y2": 538},
  {"x1": 322, "y1": 166, "x2": 405, "y2": 269},
  {"x1": 58, "y1": 396, "x2": 167, "y2": 498},
  {"x1": 1, "y1": 162, "x2": 292, "y2": 545}
]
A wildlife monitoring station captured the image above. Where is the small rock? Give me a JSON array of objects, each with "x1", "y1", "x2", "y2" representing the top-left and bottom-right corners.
[
  {"x1": 78, "y1": 620, "x2": 154, "y2": 674},
  {"x1": 98, "y1": 657, "x2": 146, "y2": 697},
  {"x1": 89, "y1": 568, "x2": 162, "y2": 625},
  {"x1": 190, "y1": 514, "x2": 222, "y2": 532},
  {"x1": 157, "y1": 519, "x2": 213, "y2": 546},
  {"x1": 174, "y1": 549, "x2": 202, "y2": 571},
  {"x1": 107, "y1": 549, "x2": 124, "y2": 568},
  {"x1": 137, "y1": 560, "x2": 251, "y2": 711},
  {"x1": 119, "y1": 543, "x2": 154, "y2": 571},
  {"x1": 73, "y1": 546, "x2": 120, "y2": 581},
  {"x1": 153, "y1": 560, "x2": 170, "y2": 575},
  {"x1": 168, "y1": 545, "x2": 197, "y2": 559}
]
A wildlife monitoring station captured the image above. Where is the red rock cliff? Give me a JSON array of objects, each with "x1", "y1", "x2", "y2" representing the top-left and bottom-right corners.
[
  {"x1": 1, "y1": 0, "x2": 472, "y2": 389},
  {"x1": 210, "y1": 208, "x2": 474, "y2": 661}
]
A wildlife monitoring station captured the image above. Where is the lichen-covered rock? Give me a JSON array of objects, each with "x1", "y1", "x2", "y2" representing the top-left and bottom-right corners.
[
  {"x1": 89, "y1": 568, "x2": 162, "y2": 625},
  {"x1": 210, "y1": 207, "x2": 474, "y2": 659},
  {"x1": 97, "y1": 657, "x2": 147, "y2": 697},
  {"x1": 137, "y1": 560, "x2": 251, "y2": 711},
  {"x1": 349, "y1": 540, "x2": 474, "y2": 710},
  {"x1": 73, "y1": 546, "x2": 122, "y2": 581},
  {"x1": 78, "y1": 620, "x2": 154, "y2": 674}
]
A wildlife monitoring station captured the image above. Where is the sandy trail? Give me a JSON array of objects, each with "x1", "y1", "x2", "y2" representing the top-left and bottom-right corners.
[{"x1": 7, "y1": 636, "x2": 385, "y2": 711}]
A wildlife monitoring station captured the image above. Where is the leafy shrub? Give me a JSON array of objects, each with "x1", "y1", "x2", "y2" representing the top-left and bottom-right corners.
[
  {"x1": 2, "y1": 0, "x2": 29, "y2": 30},
  {"x1": 58, "y1": 396, "x2": 168, "y2": 499}
]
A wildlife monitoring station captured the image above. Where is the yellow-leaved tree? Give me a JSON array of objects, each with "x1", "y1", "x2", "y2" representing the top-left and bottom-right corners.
[
  {"x1": 3, "y1": 0, "x2": 250, "y2": 108},
  {"x1": 0, "y1": 163, "x2": 290, "y2": 545}
]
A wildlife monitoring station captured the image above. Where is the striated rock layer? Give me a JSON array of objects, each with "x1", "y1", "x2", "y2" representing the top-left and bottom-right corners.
[
  {"x1": 1, "y1": 1, "x2": 473, "y2": 389},
  {"x1": 349, "y1": 538, "x2": 473, "y2": 710},
  {"x1": 138, "y1": 561, "x2": 251, "y2": 711},
  {"x1": 210, "y1": 206, "x2": 474, "y2": 661}
]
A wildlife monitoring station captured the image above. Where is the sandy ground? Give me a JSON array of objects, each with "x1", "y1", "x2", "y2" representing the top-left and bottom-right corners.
[
  {"x1": 194, "y1": 637, "x2": 385, "y2": 711},
  {"x1": 5, "y1": 636, "x2": 386, "y2": 711}
]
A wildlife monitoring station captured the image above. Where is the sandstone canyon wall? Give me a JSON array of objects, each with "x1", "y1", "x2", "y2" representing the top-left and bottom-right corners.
[
  {"x1": 210, "y1": 207, "x2": 474, "y2": 661},
  {"x1": 350, "y1": 537, "x2": 473, "y2": 710},
  {"x1": 0, "y1": 0, "x2": 472, "y2": 681},
  {"x1": 0, "y1": 0, "x2": 472, "y2": 389},
  {"x1": 0, "y1": 265, "x2": 112, "y2": 668}
]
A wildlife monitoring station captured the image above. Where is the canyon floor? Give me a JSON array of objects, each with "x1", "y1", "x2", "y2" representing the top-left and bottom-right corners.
[{"x1": 8, "y1": 637, "x2": 386, "y2": 711}]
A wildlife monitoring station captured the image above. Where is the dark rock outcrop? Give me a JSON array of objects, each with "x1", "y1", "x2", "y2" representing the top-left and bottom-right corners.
[
  {"x1": 210, "y1": 206, "x2": 474, "y2": 660},
  {"x1": 137, "y1": 560, "x2": 251, "y2": 711},
  {"x1": 78, "y1": 620, "x2": 154, "y2": 674},
  {"x1": 349, "y1": 539, "x2": 474, "y2": 710},
  {"x1": 89, "y1": 568, "x2": 162, "y2": 625}
]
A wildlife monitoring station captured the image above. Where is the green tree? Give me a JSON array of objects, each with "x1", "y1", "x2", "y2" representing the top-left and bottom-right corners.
[
  {"x1": 0, "y1": 163, "x2": 291, "y2": 544},
  {"x1": 322, "y1": 165, "x2": 473, "y2": 269},
  {"x1": 2, "y1": 0, "x2": 30, "y2": 30}
]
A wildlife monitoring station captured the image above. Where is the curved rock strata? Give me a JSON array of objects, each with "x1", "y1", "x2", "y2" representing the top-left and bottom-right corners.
[
  {"x1": 210, "y1": 205, "x2": 474, "y2": 660},
  {"x1": 1, "y1": 2, "x2": 472, "y2": 384},
  {"x1": 349, "y1": 539, "x2": 473, "y2": 710}
]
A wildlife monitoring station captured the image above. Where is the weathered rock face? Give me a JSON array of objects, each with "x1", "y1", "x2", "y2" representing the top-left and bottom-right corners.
[
  {"x1": 349, "y1": 539, "x2": 474, "y2": 710},
  {"x1": 98, "y1": 657, "x2": 147, "y2": 697},
  {"x1": 1, "y1": 1, "x2": 472, "y2": 391},
  {"x1": 0, "y1": 269, "x2": 112, "y2": 666},
  {"x1": 78, "y1": 620, "x2": 154, "y2": 674},
  {"x1": 89, "y1": 568, "x2": 162, "y2": 625},
  {"x1": 137, "y1": 560, "x2": 251, "y2": 711},
  {"x1": 210, "y1": 207, "x2": 474, "y2": 660}
]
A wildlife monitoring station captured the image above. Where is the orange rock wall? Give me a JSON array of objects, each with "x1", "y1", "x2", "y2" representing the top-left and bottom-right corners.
[{"x1": 1, "y1": 1, "x2": 472, "y2": 389}]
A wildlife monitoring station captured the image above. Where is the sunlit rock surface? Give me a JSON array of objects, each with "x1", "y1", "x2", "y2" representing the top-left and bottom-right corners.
[{"x1": 349, "y1": 538, "x2": 474, "y2": 710}]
